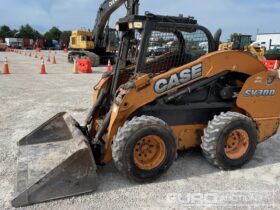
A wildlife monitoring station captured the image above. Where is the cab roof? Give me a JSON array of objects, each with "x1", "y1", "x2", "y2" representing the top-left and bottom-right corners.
[{"x1": 117, "y1": 12, "x2": 197, "y2": 25}]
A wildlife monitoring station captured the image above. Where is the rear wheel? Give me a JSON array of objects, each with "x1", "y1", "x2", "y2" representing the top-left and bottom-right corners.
[
  {"x1": 201, "y1": 112, "x2": 258, "y2": 170},
  {"x1": 112, "y1": 116, "x2": 177, "y2": 182}
]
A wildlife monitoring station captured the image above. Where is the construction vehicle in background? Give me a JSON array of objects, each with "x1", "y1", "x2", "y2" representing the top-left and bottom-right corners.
[
  {"x1": 70, "y1": 30, "x2": 94, "y2": 51},
  {"x1": 219, "y1": 34, "x2": 266, "y2": 60},
  {"x1": 12, "y1": 12, "x2": 280, "y2": 207},
  {"x1": 68, "y1": 0, "x2": 139, "y2": 66},
  {"x1": 265, "y1": 46, "x2": 280, "y2": 60},
  {"x1": 250, "y1": 40, "x2": 280, "y2": 61}
]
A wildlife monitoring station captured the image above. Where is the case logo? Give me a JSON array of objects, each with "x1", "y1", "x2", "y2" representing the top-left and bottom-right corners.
[
  {"x1": 244, "y1": 89, "x2": 276, "y2": 97},
  {"x1": 154, "y1": 63, "x2": 202, "y2": 94}
]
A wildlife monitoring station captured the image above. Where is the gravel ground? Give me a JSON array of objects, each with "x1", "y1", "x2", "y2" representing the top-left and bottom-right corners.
[{"x1": 0, "y1": 50, "x2": 280, "y2": 210}]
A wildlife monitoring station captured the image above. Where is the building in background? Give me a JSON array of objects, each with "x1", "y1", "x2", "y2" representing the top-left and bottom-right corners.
[{"x1": 256, "y1": 33, "x2": 280, "y2": 50}]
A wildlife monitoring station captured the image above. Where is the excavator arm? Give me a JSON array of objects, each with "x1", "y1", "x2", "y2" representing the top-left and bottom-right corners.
[
  {"x1": 92, "y1": 0, "x2": 140, "y2": 49},
  {"x1": 68, "y1": 0, "x2": 139, "y2": 66}
]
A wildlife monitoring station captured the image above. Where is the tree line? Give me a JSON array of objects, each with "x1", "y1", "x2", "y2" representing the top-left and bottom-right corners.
[{"x1": 0, "y1": 24, "x2": 71, "y2": 41}]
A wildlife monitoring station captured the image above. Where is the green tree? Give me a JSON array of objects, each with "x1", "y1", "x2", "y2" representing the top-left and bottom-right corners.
[
  {"x1": 60, "y1": 30, "x2": 71, "y2": 41},
  {"x1": 44, "y1": 27, "x2": 61, "y2": 40},
  {"x1": 17, "y1": 24, "x2": 42, "y2": 39},
  {"x1": 11, "y1": 29, "x2": 18, "y2": 37},
  {"x1": 0, "y1": 25, "x2": 14, "y2": 38}
]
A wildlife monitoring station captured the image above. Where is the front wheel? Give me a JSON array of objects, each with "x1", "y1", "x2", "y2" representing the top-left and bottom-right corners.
[{"x1": 112, "y1": 116, "x2": 177, "y2": 183}]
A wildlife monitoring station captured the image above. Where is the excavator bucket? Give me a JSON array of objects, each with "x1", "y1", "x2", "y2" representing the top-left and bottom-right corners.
[{"x1": 12, "y1": 112, "x2": 97, "y2": 207}]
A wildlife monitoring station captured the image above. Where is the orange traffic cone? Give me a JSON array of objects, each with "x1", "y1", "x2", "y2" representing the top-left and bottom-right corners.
[
  {"x1": 3, "y1": 57, "x2": 10, "y2": 74},
  {"x1": 107, "y1": 59, "x2": 112, "y2": 72},
  {"x1": 40, "y1": 60, "x2": 47, "y2": 74},
  {"x1": 47, "y1": 54, "x2": 51, "y2": 62},
  {"x1": 73, "y1": 59, "x2": 78, "y2": 74},
  {"x1": 52, "y1": 55, "x2": 56, "y2": 64}
]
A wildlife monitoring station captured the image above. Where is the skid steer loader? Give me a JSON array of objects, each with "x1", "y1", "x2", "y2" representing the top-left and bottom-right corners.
[{"x1": 12, "y1": 13, "x2": 280, "y2": 207}]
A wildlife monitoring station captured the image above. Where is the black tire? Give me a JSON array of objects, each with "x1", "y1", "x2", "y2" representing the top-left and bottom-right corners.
[
  {"x1": 112, "y1": 115, "x2": 177, "y2": 183},
  {"x1": 201, "y1": 112, "x2": 258, "y2": 170}
]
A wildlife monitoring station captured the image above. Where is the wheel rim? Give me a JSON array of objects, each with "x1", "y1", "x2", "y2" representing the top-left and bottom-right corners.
[
  {"x1": 224, "y1": 129, "x2": 249, "y2": 160},
  {"x1": 133, "y1": 135, "x2": 166, "y2": 170}
]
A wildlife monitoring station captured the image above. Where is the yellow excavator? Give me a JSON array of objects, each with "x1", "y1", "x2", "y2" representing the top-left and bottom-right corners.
[
  {"x1": 70, "y1": 30, "x2": 94, "y2": 50},
  {"x1": 68, "y1": 0, "x2": 139, "y2": 66},
  {"x1": 219, "y1": 34, "x2": 266, "y2": 60},
  {"x1": 12, "y1": 12, "x2": 280, "y2": 208}
]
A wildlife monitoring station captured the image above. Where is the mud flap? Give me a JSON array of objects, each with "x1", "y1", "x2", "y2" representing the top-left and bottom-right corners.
[{"x1": 12, "y1": 112, "x2": 97, "y2": 207}]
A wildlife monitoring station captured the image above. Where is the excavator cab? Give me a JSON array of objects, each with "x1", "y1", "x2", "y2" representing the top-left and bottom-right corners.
[{"x1": 231, "y1": 34, "x2": 252, "y2": 50}]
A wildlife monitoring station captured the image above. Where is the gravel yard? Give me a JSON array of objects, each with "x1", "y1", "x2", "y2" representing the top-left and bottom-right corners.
[{"x1": 0, "y1": 50, "x2": 280, "y2": 210}]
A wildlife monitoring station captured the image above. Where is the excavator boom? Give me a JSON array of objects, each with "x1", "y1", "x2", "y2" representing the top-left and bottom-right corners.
[
  {"x1": 68, "y1": 0, "x2": 139, "y2": 66},
  {"x1": 93, "y1": 0, "x2": 139, "y2": 49}
]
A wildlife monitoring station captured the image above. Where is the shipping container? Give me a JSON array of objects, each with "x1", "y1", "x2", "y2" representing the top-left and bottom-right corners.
[
  {"x1": 22, "y1": 38, "x2": 31, "y2": 49},
  {"x1": 5, "y1": 38, "x2": 22, "y2": 48},
  {"x1": 35, "y1": 39, "x2": 45, "y2": 49}
]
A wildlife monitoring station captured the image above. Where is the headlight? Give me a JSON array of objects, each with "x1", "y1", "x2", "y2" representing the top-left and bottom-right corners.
[
  {"x1": 128, "y1": 23, "x2": 133, "y2": 29},
  {"x1": 128, "y1": 22, "x2": 143, "y2": 29},
  {"x1": 133, "y1": 22, "x2": 143, "y2": 29}
]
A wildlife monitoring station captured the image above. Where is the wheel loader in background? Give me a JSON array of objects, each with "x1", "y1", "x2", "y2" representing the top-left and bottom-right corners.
[
  {"x1": 219, "y1": 34, "x2": 266, "y2": 60},
  {"x1": 68, "y1": 0, "x2": 139, "y2": 66},
  {"x1": 12, "y1": 12, "x2": 280, "y2": 207}
]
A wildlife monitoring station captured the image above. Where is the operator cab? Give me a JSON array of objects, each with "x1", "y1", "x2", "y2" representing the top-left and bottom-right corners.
[
  {"x1": 111, "y1": 13, "x2": 218, "y2": 94},
  {"x1": 115, "y1": 13, "x2": 216, "y2": 75}
]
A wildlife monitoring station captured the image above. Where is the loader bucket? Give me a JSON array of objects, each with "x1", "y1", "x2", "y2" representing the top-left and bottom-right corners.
[{"x1": 12, "y1": 112, "x2": 97, "y2": 207}]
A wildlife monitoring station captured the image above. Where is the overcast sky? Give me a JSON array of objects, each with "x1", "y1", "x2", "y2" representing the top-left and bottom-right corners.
[{"x1": 0, "y1": 0, "x2": 279, "y2": 41}]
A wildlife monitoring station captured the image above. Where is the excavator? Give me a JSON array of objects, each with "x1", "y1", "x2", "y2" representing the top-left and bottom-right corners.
[
  {"x1": 219, "y1": 34, "x2": 266, "y2": 60},
  {"x1": 12, "y1": 11, "x2": 280, "y2": 207},
  {"x1": 68, "y1": 0, "x2": 139, "y2": 66}
]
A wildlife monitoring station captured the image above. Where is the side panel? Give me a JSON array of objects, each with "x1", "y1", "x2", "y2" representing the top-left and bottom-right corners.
[
  {"x1": 171, "y1": 125, "x2": 206, "y2": 150},
  {"x1": 237, "y1": 71, "x2": 280, "y2": 141},
  {"x1": 100, "y1": 51, "x2": 268, "y2": 163}
]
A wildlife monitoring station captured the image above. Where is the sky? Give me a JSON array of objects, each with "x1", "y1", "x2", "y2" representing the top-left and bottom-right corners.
[{"x1": 0, "y1": 0, "x2": 279, "y2": 41}]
